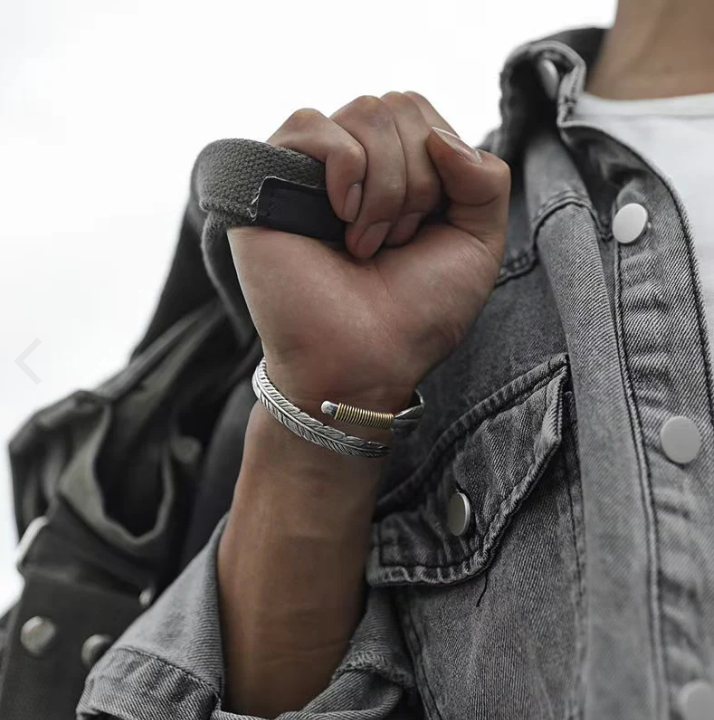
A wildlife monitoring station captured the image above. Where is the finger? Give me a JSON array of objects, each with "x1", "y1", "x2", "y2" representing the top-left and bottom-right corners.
[
  {"x1": 372, "y1": 130, "x2": 510, "y2": 356},
  {"x1": 378, "y1": 91, "x2": 444, "y2": 248},
  {"x1": 425, "y1": 127, "x2": 510, "y2": 261},
  {"x1": 329, "y1": 95, "x2": 407, "y2": 258},
  {"x1": 266, "y1": 108, "x2": 368, "y2": 227},
  {"x1": 402, "y1": 90, "x2": 459, "y2": 136}
]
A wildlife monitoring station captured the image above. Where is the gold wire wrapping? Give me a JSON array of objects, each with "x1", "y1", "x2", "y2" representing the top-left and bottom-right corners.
[{"x1": 333, "y1": 403, "x2": 395, "y2": 429}]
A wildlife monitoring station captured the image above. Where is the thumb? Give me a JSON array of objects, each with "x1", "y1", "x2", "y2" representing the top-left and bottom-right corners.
[{"x1": 426, "y1": 127, "x2": 511, "y2": 256}]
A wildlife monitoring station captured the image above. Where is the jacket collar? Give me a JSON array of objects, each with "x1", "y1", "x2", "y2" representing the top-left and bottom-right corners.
[{"x1": 490, "y1": 26, "x2": 607, "y2": 162}]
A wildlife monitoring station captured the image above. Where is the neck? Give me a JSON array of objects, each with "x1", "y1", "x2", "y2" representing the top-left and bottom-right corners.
[{"x1": 587, "y1": 0, "x2": 714, "y2": 99}]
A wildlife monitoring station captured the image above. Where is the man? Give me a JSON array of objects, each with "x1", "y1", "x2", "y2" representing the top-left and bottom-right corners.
[{"x1": 5, "y1": 0, "x2": 714, "y2": 719}]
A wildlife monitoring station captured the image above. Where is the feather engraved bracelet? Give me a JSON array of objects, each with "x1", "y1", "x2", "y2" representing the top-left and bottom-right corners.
[{"x1": 251, "y1": 356, "x2": 425, "y2": 458}]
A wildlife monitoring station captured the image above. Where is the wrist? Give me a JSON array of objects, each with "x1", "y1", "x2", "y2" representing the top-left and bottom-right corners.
[{"x1": 240, "y1": 400, "x2": 390, "y2": 491}]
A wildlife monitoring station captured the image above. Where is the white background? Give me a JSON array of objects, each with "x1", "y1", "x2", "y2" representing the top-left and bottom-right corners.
[{"x1": 0, "y1": 0, "x2": 616, "y2": 613}]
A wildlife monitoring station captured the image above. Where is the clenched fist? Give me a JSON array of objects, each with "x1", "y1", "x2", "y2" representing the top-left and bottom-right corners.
[{"x1": 226, "y1": 91, "x2": 510, "y2": 421}]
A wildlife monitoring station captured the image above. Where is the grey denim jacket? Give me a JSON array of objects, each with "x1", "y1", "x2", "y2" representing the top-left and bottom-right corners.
[{"x1": 74, "y1": 26, "x2": 714, "y2": 720}]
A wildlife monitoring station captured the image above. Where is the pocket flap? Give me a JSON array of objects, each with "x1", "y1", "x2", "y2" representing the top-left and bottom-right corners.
[{"x1": 367, "y1": 353, "x2": 571, "y2": 587}]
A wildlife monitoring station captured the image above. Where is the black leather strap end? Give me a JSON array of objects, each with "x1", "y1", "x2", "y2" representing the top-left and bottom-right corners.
[
  {"x1": 0, "y1": 569, "x2": 144, "y2": 720},
  {"x1": 254, "y1": 177, "x2": 347, "y2": 243}
]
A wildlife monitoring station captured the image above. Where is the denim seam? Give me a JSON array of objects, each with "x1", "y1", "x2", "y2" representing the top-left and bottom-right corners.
[
  {"x1": 606, "y1": 118, "x2": 714, "y2": 707},
  {"x1": 561, "y1": 399, "x2": 587, "y2": 720},
  {"x1": 104, "y1": 644, "x2": 220, "y2": 697},
  {"x1": 532, "y1": 193, "x2": 602, "y2": 245},
  {"x1": 665, "y1": 175, "x2": 714, "y2": 430},
  {"x1": 535, "y1": 188, "x2": 592, "y2": 218},
  {"x1": 496, "y1": 248, "x2": 539, "y2": 287},
  {"x1": 613, "y1": 233, "x2": 665, "y2": 713},
  {"x1": 332, "y1": 650, "x2": 415, "y2": 690},
  {"x1": 378, "y1": 364, "x2": 569, "y2": 556},
  {"x1": 397, "y1": 589, "x2": 444, "y2": 720},
  {"x1": 558, "y1": 117, "x2": 714, "y2": 429},
  {"x1": 377, "y1": 359, "x2": 568, "y2": 516},
  {"x1": 659, "y1": 146, "x2": 714, "y2": 689},
  {"x1": 379, "y1": 372, "x2": 568, "y2": 576}
]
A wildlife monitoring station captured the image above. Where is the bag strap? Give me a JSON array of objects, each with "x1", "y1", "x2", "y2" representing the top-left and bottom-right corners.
[
  {"x1": 1, "y1": 138, "x2": 352, "y2": 719},
  {"x1": 131, "y1": 140, "x2": 342, "y2": 361}
]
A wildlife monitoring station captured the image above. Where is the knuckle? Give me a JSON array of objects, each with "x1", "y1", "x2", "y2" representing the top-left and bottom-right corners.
[
  {"x1": 337, "y1": 142, "x2": 367, "y2": 173},
  {"x1": 402, "y1": 90, "x2": 431, "y2": 106},
  {"x1": 363, "y1": 177, "x2": 405, "y2": 219},
  {"x1": 350, "y1": 94, "x2": 393, "y2": 127},
  {"x1": 380, "y1": 91, "x2": 424, "y2": 122},
  {"x1": 285, "y1": 107, "x2": 324, "y2": 128},
  {"x1": 379, "y1": 178, "x2": 407, "y2": 210},
  {"x1": 380, "y1": 90, "x2": 411, "y2": 108},
  {"x1": 352, "y1": 93, "x2": 382, "y2": 108}
]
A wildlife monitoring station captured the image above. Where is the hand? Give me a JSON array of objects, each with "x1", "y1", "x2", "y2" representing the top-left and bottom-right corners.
[{"x1": 226, "y1": 91, "x2": 510, "y2": 414}]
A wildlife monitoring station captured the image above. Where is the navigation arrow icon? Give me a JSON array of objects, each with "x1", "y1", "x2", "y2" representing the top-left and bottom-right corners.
[{"x1": 15, "y1": 339, "x2": 42, "y2": 384}]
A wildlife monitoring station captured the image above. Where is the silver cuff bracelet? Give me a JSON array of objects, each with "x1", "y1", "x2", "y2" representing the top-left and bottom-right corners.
[{"x1": 251, "y1": 356, "x2": 425, "y2": 459}]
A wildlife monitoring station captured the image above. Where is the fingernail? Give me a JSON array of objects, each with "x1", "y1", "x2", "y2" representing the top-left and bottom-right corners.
[
  {"x1": 387, "y1": 212, "x2": 423, "y2": 244},
  {"x1": 343, "y1": 182, "x2": 363, "y2": 222},
  {"x1": 432, "y1": 127, "x2": 482, "y2": 163},
  {"x1": 355, "y1": 221, "x2": 391, "y2": 258}
]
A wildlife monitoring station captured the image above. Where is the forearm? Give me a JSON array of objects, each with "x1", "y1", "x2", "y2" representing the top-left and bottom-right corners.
[{"x1": 216, "y1": 391, "x2": 410, "y2": 718}]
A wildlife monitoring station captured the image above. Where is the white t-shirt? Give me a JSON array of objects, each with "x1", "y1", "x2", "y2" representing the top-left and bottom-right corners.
[{"x1": 571, "y1": 91, "x2": 714, "y2": 357}]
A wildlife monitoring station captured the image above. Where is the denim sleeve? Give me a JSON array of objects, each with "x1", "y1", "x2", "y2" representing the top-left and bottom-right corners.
[{"x1": 75, "y1": 516, "x2": 419, "y2": 720}]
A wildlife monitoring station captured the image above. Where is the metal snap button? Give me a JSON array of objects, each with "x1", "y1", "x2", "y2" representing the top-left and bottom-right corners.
[
  {"x1": 447, "y1": 491, "x2": 472, "y2": 537},
  {"x1": 613, "y1": 203, "x2": 649, "y2": 244},
  {"x1": 139, "y1": 585, "x2": 156, "y2": 609},
  {"x1": 20, "y1": 616, "x2": 57, "y2": 656},
  {"x1": 678, "y1": 680, "x2": 714, "y2": 720},
  {"x1": 81, "y1": 634, "x2": 114, "y2": 669},
  {"x1": 660, "y1": 415, "x2": 701, "y2": 464}
]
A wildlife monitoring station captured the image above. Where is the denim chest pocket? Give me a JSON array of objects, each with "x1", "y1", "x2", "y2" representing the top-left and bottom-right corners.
[{"x1": 365, "y1": 353, "x2": 586, "y2": 720}]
